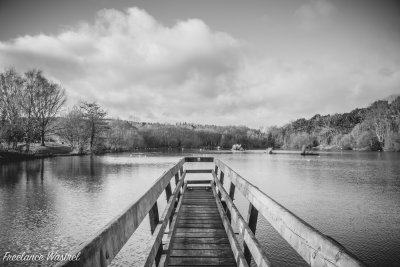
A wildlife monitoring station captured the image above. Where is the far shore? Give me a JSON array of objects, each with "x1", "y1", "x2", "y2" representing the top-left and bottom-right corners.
[{"x1": 1, "y1": 142, "x2": 390, "y2": 163}]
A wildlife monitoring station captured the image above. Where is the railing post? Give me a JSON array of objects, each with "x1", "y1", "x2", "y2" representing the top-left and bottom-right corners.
[
  {"x1": 165, "y1": 183, "x2": 172, "y2": 202},
  {"x1": 244, "y1": 203, "x2": 258, "y2": 265},
  {"x1": 174, "y1": 173, "x2": 179, "y2": 185},
  {"x1": 149, "y1": 201, "x2": 162, "y2": 266},
  {"x1": 229, "y1": 182, "x2": 235, "y2": 200},
  {"x1": 149, "y1": 202, "x2": 159, "y2": 234},
  {"x1": 218, "y1": 171, "x2": 224, "y2": 199},
  {"x1": 179, "y1": 166, "x2": 183, "y2": 177}
]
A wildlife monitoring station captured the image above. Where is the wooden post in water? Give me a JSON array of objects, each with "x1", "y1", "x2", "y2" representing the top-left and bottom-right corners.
[{"x1": 244, "y1": 203, "x2": 259, "y2": 265}]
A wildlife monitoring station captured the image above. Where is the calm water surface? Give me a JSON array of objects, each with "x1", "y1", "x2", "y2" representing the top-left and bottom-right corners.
[{"x1": 0, "y1": 151, "x2": 399, "y2": 266}]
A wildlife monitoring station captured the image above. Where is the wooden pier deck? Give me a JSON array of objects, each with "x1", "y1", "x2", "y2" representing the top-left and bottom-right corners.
[
  {"x1": 167, "y1": 187, "x2": 236, "y2": 266},
  {"x1": 55, "y1": 157, "x2": 366, "y2": 267}
]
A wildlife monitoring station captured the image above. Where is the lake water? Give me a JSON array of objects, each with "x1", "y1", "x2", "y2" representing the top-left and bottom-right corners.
[{"x1": 0, "y1": 151, "x2": 399, "y2": 266}]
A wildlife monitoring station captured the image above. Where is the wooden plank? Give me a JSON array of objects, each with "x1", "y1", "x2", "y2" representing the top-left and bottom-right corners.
[
  {"x1": 215, "y1": 159, "x2": 366, "y2": 267},
  {"x1": 184, "y1": 157, "x2": 214, "y2": 162},
  {"x1": 170, "y1": 249, "x2": 234, "y2": 257},
  {"x1": 172, "y1": 243, "x2": 232, "y2": 250},
  {"x1": 54, "y1": 158, "x2": 185, "y2": 267},
  {"x1": 178, "y1": 219, "x2": 222, "y2": 223},
  {"x1": 168, "y1": 257, "x2": 236, "y2": 266},
  {"x1": 175, "y1": 228, "x2": 226, "y2": 233},
  {"x1": 172, "y1": 237, "x2": 230, "y2": 244},
  {"x1": 176, "y1": 223, "x2": 224, "y2": 228},
  {"x1": 174, "y1": 232, "x2": 228, "y2": 238},
  {"x1": 186, "y1": 170, "x2": 213, "y2": 174}
]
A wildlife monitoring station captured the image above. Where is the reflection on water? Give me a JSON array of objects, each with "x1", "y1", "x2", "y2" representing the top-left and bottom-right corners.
[{"x1": 0, "y1": 151, "x2": 399, "y2": 266}]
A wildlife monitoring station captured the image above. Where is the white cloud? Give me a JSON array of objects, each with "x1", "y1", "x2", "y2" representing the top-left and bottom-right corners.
[{"x1": 0, "y1": 6, "x2": 399, "y2": 127}]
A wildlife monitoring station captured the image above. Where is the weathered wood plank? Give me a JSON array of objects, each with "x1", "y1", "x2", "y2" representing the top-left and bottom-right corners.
[
  {"x1": 174, "y1": 232, "x2": 229, "y2": 238},
  {"x1": 170, "y1": 249, "x2": 234, "y2": 257},
  {"x1": 186, "y1": 170, "x2": 213, "y2": 174},
  {"x1": 176, "y1": 223, "x2": 224, "y2": 228},
  {"x1": 172, "y1": 237, "x2": 230, "y2": 244},
  {"x1": 168, "y1": 257, "x2": 236, "y2": 265},
  {"x1": 184, "y1": 157, "x2": 214, "y2": 162},
  {"x1": 215, "y1": 159, "x2": 366, "y2": 267},
  {"x1": 54, "y1": 158, "x2": 185, "y2": 267},
  {"x1": 175, "y1": 228, "x2": 226, "y2": 233},
  {"x1": 172, "y1": 243, "x2": 231, "y2": 250}
]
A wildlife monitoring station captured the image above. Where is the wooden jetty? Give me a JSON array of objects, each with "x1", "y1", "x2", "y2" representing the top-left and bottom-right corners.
[{"x1": 55, "y1": 157, "x2": 364, "y2": 267}]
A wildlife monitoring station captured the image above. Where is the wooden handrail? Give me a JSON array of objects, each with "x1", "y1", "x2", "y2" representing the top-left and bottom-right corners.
[
  {"x1": 55, "y1": 158, "x2": 185, "y2": 267},
  {"x1": 213, "y1": 171, "x2": 271, "y2": 267},
  {"x1": 215, "y1": 159, "x2": 366, "y2": 267}
]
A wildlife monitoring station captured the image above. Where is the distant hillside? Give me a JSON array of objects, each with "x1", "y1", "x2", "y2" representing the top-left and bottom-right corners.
[{"x1": 265, "y1": 96, "x2": 400, "y2": 151}]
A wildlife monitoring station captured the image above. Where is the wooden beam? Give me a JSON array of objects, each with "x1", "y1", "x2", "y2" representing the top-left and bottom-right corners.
[
  {"x1": 185, "y1": 157, "x2": 214, "y2": 162},
  {"x1": 186, "y1": 169, "x2": 213, "y2": 173},
  {"x1": 54, "y1": 158, "x2": 185, "y2": 267},
  {"x1": 186, "y1": 180, "x2": 212, "y2": 184},
  {"x1": 215, "y1": 159, "x2": 366, "y2": 267}
]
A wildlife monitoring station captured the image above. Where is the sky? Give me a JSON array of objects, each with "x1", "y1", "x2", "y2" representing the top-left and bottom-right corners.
[{"x1": 0, "y1": 0, "x2": 399, "y2": 127}]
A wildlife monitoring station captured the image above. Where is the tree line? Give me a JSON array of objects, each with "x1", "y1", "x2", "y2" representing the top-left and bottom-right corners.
[
  {"x1": 1, "y1": 67, "x2": 399, "y2": 153},
  {"x1": 264, "y1": 96, "x2": 400, "y2": 151}
]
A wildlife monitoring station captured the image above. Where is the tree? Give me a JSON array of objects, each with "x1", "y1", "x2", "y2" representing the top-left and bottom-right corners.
[
  {"x1": 58, "y1": 107, "x2": 89, "y2": 153},
  {"x1": 80, "y1": 101, "x2": 108, "y2": 152},
  {"x1": 32, "y1": 74, "x2": 66, "y2": 146},
  {"x1": 0, "y1": 68, "x2": 24, "y2": 149},
  {"x1": 20, "y1": 69, "x2": 40, "y2": 152}
]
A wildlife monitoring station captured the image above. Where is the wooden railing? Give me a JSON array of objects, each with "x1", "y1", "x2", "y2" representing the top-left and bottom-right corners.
[
  {"x1": 55, "y1": 156, "x2": 366, "y2": 267},
  {"x1": 56, "y1": 157, "x2": 183, "y2": 267},
  {"x1": 214, "y1": 159, "x2": 366, "y2": 267}
]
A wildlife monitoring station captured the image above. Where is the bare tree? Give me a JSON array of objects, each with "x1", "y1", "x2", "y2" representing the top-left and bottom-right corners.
[
  {"x1": 32, "y1": 74, "x2": 66, "y2": 146},
  {"x1": 80, "y1": 101, "x2": 108, "y2": 152},
  {"x1": 20, "y1": 69, "x2": 41, "y2": 152},
  {"x1": 58, "y1": 107, "x2": 90, "y2": 153},
  {"x1": 0, "y1": 68, "x2": 24, "y2": 149}
]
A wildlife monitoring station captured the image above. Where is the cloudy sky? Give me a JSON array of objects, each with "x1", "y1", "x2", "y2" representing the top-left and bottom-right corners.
[{"x1": 0, "y1": 0, "x2": 399, "y2": 127}]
